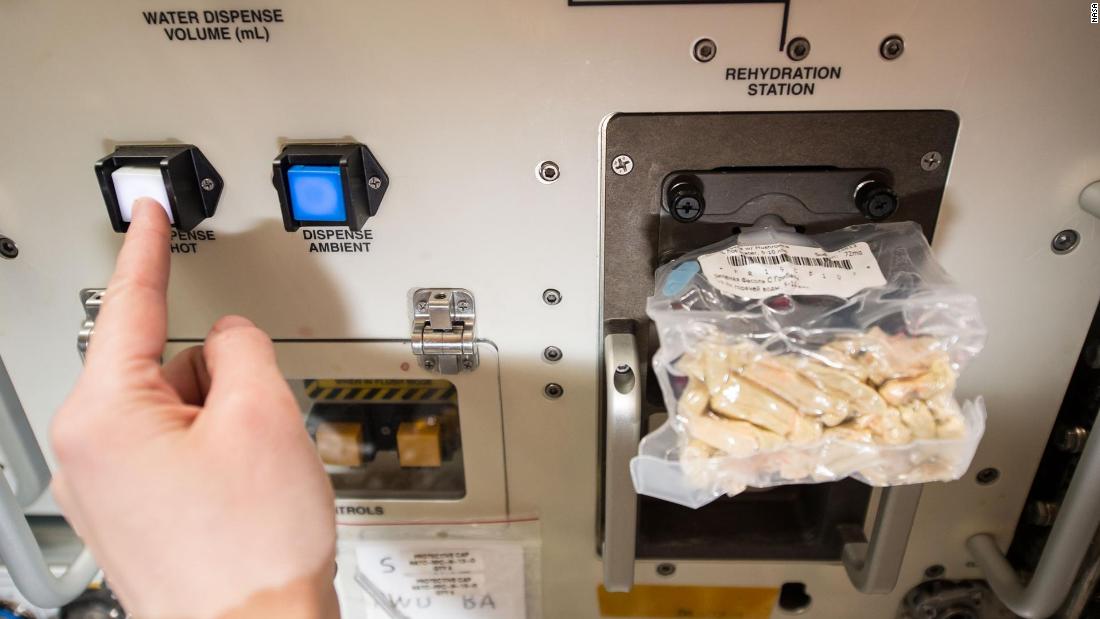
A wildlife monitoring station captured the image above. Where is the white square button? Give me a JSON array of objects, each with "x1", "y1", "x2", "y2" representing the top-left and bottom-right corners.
[{"x1": 111, "y1": 166, "x2": 173, "y2": 223}]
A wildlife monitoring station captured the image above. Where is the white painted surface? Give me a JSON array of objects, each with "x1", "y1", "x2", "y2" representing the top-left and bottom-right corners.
[{"x1": 1, "y1": 1, "x2": 1098, "y2": 616}]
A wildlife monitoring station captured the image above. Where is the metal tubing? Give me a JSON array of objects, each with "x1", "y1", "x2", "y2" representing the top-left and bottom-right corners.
[
  {"x1": 0, "y1": 353, "x2": 98, "y2": 607},
  {"x1": 0, "y1": 355, "x2": 51, "y2": 507},
  {"x1": 0, "y1": 474, "x2": 98, "y2": 608},
  {"x1": 968, "y1": 424, "x2": 1100, "y2": 619}
]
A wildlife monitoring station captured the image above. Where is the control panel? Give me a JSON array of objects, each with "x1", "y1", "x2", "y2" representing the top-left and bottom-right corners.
[{"x1": 1, "y1": 2, "x2": 1098, "y2": 618}]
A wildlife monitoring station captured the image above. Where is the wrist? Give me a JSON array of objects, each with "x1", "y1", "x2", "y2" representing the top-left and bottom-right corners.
[{"x1": 216, "y1": 568, "x2": 338, "y2": 619}]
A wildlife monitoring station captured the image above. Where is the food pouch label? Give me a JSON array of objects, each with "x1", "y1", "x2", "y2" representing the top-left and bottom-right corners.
[{"x1": 697, "y1": 241, "x2": 886, "y2": 299}]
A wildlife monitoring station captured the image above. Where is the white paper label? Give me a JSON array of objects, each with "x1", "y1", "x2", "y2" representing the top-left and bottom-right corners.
[
  {"x1": 697, "y1": 241, "x2": 886, "y2": 299},
  {"x1": 356, "y1": 541, "x2": 526, "y2": 618}
]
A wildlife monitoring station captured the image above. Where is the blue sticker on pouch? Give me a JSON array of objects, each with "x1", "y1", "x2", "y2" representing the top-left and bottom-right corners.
[{"x1": 662, "y1": 260, "x2": 701, "y2": 296}]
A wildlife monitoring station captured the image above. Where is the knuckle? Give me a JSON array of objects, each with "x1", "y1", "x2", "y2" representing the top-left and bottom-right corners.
[
  {"x1": 50, "y1": 414, "x2": 93, "y2": 463},
  {"x1": 210, "y1": 323, "x2": 271, "y2": 352},
  {"x1": 108, "y1": 273, "x2": 162, "y2": 300},
  {"x1": 220, "y1": 386, "x2": 299, "y2": 428}
]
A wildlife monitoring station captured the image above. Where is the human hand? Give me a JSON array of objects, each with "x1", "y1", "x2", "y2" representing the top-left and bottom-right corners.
[{"x1": 50, "y1": 200, "x2": 337, "y2": 619}]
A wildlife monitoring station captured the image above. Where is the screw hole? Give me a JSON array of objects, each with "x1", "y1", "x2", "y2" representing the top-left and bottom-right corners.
[
  {"x1": 656, "y1": 562, "x2": 676, "y2": 576},
  {"x1": 778, "y1": 582, "x2": 812, "y2": 614},
  {"x1": 1052, "y1": 229, "x2": 1080, "y2": 254},
  {"x1": 786, "y1": 37, "x2": 810, "y2": 62},
  {"x1": 976, "y1": 467, "x2": 1000, "y2": 485},
  {"x1": 692, "y1": 38, "x2": 717, "y2": 63},
  {"x1": 879, "y1": 35, "x2": 905, "y2": 60},
  {"x1": 0, "y1": 237, "x2": 18, "y2": 259},
  {"x1": 538, "y1": 161, "x2": 560, "y2": 183},
  {"x1": 924, "y1": 564, "x2": 945, "y2": 579}
]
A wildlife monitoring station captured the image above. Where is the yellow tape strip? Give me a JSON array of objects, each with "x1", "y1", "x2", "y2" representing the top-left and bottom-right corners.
[
  {"x1": 597, "y1": 585, "x2": 778, "y2": 618},
  {"x1": 304, "y1": 379, "x2": 456, "y2": 402}
]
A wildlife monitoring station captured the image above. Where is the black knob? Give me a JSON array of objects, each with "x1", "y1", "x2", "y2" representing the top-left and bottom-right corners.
[
  {"x1": 854, "y1": 180, "x2": 899, "y2": 220},
  {"x1": 60, "y1": 588, "x2": 125, "y2": 619},
  {"x1": 667, "y1": 179, "x2": 706, "y2": 223}
]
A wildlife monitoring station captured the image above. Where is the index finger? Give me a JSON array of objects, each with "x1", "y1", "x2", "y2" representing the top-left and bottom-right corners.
[{"x1": 85, "y1": 199, "x2": 171, "y2": 371}]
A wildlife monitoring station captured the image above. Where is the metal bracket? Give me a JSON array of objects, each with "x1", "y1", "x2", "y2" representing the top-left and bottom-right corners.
[
  {"x1": 601, "y1": 332, "x2": 642, "y2": 592},
  {"x1": 77, "y1": 288, "x2": 104, "y2": 362},
  {"x1": 410, "y1": 289, "x2": 478, "y2": 374},
  {"x1": 842, "y1": 484, "x2": 923, "y2": 593}
]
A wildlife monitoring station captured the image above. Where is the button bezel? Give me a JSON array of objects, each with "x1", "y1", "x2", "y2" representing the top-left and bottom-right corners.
[
  {"x1": 94, "y1": 144, "x2": 223, "y2": 233},
  {"x1": 272, "y1": 142, "x2": 389, "y2": 231}
]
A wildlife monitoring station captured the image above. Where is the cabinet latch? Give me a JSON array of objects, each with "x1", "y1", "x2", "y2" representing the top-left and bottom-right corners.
[
  {"x1": 77, "y1": 288, "x2": 105, "y2": 362},
  {"x1": 410, "y1": 289, "x2": 477, "y2": 374}
]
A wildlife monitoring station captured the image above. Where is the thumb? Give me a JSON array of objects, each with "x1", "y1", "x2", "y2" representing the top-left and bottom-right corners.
[{"x1": 199, "y1": 316, "x2": 296, "y2": 422}]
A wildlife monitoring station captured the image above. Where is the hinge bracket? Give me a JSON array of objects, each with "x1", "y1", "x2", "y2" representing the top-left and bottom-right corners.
[
  {"x1": 77, "y1": 288, "x2": 105, "y2": 362},
  {"x1": 410, "y1": 289, "x2": 478, "y2": 374}
]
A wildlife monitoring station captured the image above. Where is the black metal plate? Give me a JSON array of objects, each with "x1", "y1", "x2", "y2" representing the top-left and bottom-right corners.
[{"x1": 600, "y1": 110, "x2": 959, "y2": 561}]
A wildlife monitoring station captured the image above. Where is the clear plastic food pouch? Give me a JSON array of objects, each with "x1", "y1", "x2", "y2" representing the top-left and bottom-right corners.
[{"x1": 631, "y1": 222, "x2": 987, "y2": 508}]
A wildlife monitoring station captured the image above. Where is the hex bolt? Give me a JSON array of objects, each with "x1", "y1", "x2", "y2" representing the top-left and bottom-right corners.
[
  {"x1": 0, "y1": 236, "x2": 18, "y2": 260},
  {"x1": 976, "y1": 467, "x2": 1000, "y2": 485},
  {"x1": 880, "y1": 35, "x2": 905, "y2": 60},
  {"x1": 656, "y1": 563, "x2": 676, "y2": 577},
  {"x1": 538, "y1": 161, "x2": 560, "y2": 183},
  {"x1": 923, "y1": 564, "x2": 945, "y2": 579},
  {"x1": 854, "y1": 180, "x2": 899, "y2": 220},
  {"x1": 542, "y1": 288, "x2": 562, "y2": 305},
  {"x1": 1026, "y1": 500, "x2": 1059, "y2": 527},
  {"x1": 543, "y1": 346, "x2": 563, "y2": 362},
  {"x1": 921, "y1": 151, "x2": 943, "y2": 172},
  {"x1": 1055, "y1": 426, "x2": 1089, "y2": 454},
  {"x1": 692, "y1": 38, "x2": 717, "y2": 63},
  {"x1": 544, "y1": 383, "x2": 564, "y2": 399},
  {"x1": 667, "y1": 179, "x2": 706, "y2": 223},
  {"x1": 787, "y1": 37, "x2": 811, "y2": 62},
  {"x1": 611, "y1": 154, "x2": 634, "y2": 176},
  {"x1": 200, "y1": 177, "x2": 216, "y2": 191},
  {"x1": 1052, "y1": 229, "x2": 1080, "y2": 254}
]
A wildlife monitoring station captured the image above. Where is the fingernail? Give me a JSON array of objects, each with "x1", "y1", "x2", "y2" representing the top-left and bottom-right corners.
[{"x1": 212, "y1": 315, "x2": 255, "y2": 333}]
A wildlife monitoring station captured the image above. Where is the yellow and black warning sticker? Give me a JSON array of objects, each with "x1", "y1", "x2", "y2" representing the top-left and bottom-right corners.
[
  {"x1": 598, "y1": 584, "x2": 778, "y2": 618},
  {"x1": 304, "y1": 379, "x2": 457, "y2": 403}
]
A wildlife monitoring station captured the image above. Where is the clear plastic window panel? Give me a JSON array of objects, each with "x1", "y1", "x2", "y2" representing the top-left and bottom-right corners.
[{"x1": 291, "y1": 379, "x2": 465, "y2": 500}]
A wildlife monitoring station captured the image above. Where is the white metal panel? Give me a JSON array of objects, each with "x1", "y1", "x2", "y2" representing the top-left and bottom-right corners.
[{"x1": 0, "y1": 1, "x2": 1097, "y2": 616}]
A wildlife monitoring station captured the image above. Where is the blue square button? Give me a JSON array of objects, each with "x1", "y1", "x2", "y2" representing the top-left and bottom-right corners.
[{"x1": 287, "y1": 165, "x2": 346, "y2": 222}]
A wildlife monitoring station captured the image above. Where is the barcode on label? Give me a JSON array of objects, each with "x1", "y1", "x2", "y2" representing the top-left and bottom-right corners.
[{"x1": 727, "y1": 253, "x2": 854, "y2": 270}]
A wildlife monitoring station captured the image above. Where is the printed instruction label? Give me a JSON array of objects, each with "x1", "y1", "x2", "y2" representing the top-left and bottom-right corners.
[
  {"x1": 170, "y1": 229, "x2": 215, "y2": 255},
  {"x1": 725, "y1": 65, "x2": 842, "y2": 96},
  {"x1": 301, "y1": 229, "x2": 372, "y2": 254},
  {"x1": 141, "y1": 9, "x2": 285, "y2": 43},
  {"x1": 697, "y1": 241, "x2": 886, "y2": 299},
  {"x1": 356, "y1": 541, "x2": 526, "y2": 617}
]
